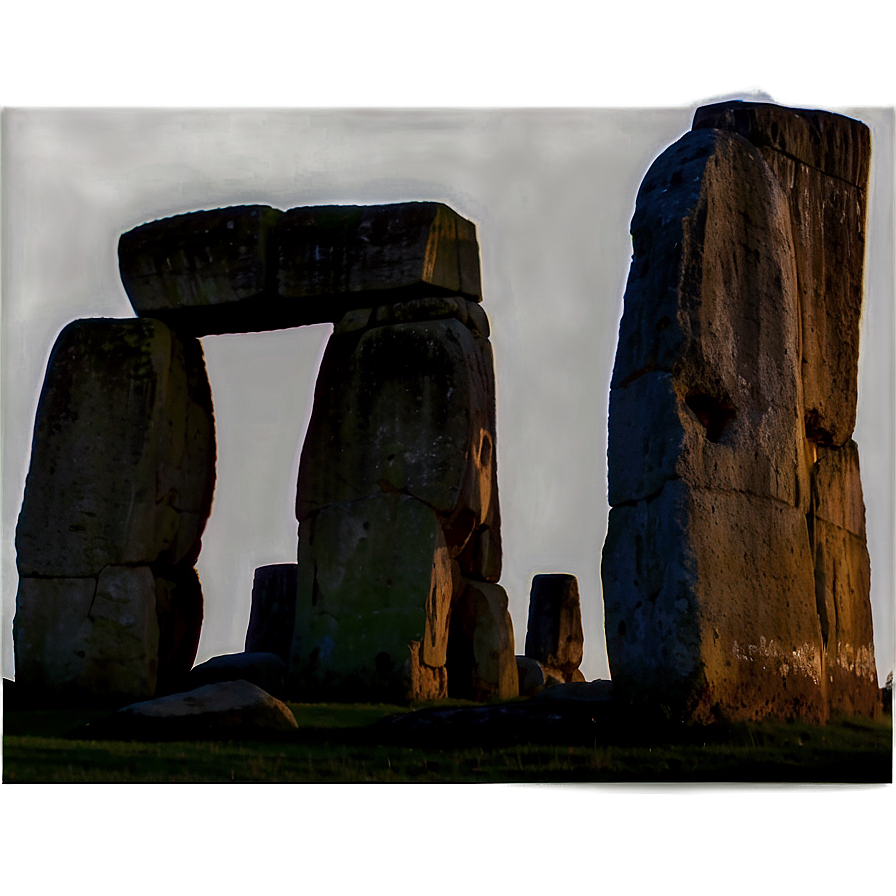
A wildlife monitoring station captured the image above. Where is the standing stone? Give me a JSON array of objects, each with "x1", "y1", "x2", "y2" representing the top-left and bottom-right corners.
[
  {"x1": 524, "y1": 574, "x2": 584, "y2": 680},
  {"x1": 810, "y1": 442, "x2": 879, "y2": 716},
  {"x1": 602, "y1": 124, "x2": 825, "y2": 723},
  {"x1": 693, "y1": 102, "x2": 870, "y2": 448},
  {"x1": 447, "y1": 579, "x2": 519, "y2": 701},
  {"x1": 14, "y1": 317, "x2": 215, "y2": 703},
  {"x1": 603, "y1": 103, "x2": 878, "y2": 723},
  {"x1": 246, "y1": 564, "x2": 298, "y2": 661},
  {"x1": 291, "y1": 303, "x2": 503, "y2": 702}
]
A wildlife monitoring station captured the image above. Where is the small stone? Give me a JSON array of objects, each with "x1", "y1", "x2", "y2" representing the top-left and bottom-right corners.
[
  {"x1": 524, "y1": 574, "x2": 584, "y2": 677},
  {"x1": 185, "y1": 652, "x2": 287, "y2": 700}
]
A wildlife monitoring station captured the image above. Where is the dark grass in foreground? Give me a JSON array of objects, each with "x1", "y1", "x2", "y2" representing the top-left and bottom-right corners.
[{"x1": 3, "y1": 702, "x2": 891, "y2": 783}]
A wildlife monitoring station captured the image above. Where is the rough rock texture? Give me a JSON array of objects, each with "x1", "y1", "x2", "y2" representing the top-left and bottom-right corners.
[
  {"x1": 14, "y1": 318, "x2": 215, "y2": 703},
  {"x1": 290, "y1": 299, "x2": 503, "y2": 702},
  {"x1": 524, "y1": 574, "x2": 584, "y2": 678},
  {"x1": 245, "y1": 564, "x2": 298, "y2": 661},
  {"x1": 603, "y1": 102, "x2": 877, "y2": 722},
  {"x1": 119, "y1": 202, "x2": 481, "y2": 336},
  {"x1": 810, "y1": 442, "x2": 878, "y2": 715},
  {"x1": 447, "y1": 579, "x2": 518, "y2": 701},
  {"x1": 693, "y1": 102, "x2": 870, "y2": 447},
  {"x1": 184, "y1": 652, "x2": 287, "y2": 700},
  {"x1": 113, "y1": 680, "x2": 298, "y2": 739}
]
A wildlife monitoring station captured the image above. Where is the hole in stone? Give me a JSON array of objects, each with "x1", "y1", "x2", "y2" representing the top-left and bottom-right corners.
[
  {"x1": 655, "y1": 315, "x2": 672, "y2": 331},
  {"x1": 618, "y1": 620, "x2": 627, "y2": 639},
  {"x1": 685, "y1": 392, "x2": 736, "y2": 443},
  {"x1": 804, "y1": 409, "x2": 835, "y2": 447}
]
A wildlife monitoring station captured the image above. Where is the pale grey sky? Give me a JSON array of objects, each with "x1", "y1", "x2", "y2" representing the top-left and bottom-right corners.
[{"x1": 2, "y1": 106, "x2": 893, "y2": 686}]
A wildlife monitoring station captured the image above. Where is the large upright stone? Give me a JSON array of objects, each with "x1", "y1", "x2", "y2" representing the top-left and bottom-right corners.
[
  {"x1": 291, "y1": 304, "x2": 503, "y2": 701},
  {"x1": 603, "y1": 125, "x2": 826, "y2": 722},
  {"x1": 245, "y1": 564, "x2": 298, "y2": 661},
  {"x1": 118, "y1": 202, "x2": 481, "y2": 336},
  {"x1": 693, "y1": 102, "x2": 871, "y2": 447},
  {"x1": 604, "y1": 103, "x2": 879, "y2": 723},
  {"x1": 14, "y1": 317, "x2": 215, "y2": 703}
]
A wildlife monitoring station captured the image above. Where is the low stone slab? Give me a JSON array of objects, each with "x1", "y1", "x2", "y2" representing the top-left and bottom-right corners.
[
  {"x1": 119, "y1": 202, "x2": 481, "y2": 336},
  {"x1": 185, "y1": 652, "x2": 287, "y2": 700},
  {"x1": 113, "y1": 680, "x2": 298, "y2": 739}
]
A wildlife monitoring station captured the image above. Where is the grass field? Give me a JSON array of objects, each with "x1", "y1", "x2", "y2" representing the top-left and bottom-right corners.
[{"x1": 3, "y1": 700, "x2": 891, "y2": 783}]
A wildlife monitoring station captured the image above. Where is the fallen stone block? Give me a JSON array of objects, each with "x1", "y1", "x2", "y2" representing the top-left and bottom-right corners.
[
  {"x1": 184, "y1": 652, "x2": 287, "y2": 700},
  {"x1": 110, "y1": 680, "x2": 298, "y2": 739},
  {"x1": 290, "y1": 493, "x2": 460, "y2": 702}
]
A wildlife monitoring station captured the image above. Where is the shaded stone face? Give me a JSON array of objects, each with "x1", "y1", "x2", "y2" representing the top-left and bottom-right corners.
[
  {"x1": 447, "y1": 579, "x2": 519, "y2": 702},
  {"x1": 245, "y1": 564, "x2": 298, "y2": 662},
  {"x1": 524, "y1": 574, "x2": 584, "y2": 677},
  {"x1": 602, "y1": 115, "x2": 856, "y2": 724},
  {"x1": 14, "y1": 317, "x2": 214, "y2": 703},
  {"x1": 290, "y1": 303, "x2": 503, "y2": 702},
  {"x1": 119, "y1": 202, "x2": 482, "y2": 336}
]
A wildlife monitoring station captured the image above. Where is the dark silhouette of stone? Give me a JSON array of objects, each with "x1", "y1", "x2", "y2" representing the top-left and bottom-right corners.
[
  {"x1": 524, "y1": 574, "x2": 584, "y2": 679},
  {"x1": 14, "y1": 317, "x2": 214, "y2": 704},
  {"x1": 110, "y1": 680, "x2": 298, "y2": 739},
  {"x1": 446, "y1": 579, "x2": 518, "y2": 701},
  {"x1": 184, "y1": 652, "x2": 287, "y2": 700},
  {"x1": 603, "y1": 102, "x2": 878, "y2": 723},
  {"x1": 119, "y1": 202, "x2": 481, "y2": 336},
  {"x1": 245, "y1": 564, "x2": 298, "y2": 661}
]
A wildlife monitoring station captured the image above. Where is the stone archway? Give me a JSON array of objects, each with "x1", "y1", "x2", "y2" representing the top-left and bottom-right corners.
[{"x1": 14, "y1": 201, "x2": 518, "y2": 705}]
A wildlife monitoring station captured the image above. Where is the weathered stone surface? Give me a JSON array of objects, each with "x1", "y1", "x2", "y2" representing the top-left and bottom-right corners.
[
  {"x1": 447, "y1": 580, "x2": 518, "y2": 701},
  {"x1": 119, "y1": 202, "x2": 482, "y2": 336},
  {"x1": 608, "y1": 128, "x2": 806, "y2": 511},
  {"x1": 155, "y1": 565, "x2": 204, "y2": 695},
  {"x1": 16, "y1": 318, "x2": 215, "y2": 577},
  {"x1": 290, "y1": 494, "x2": 461, "y2": 702},
  {"x1": 14, "y1": 566, "x2": 160, "y2": 704},
  {"x1": 119, "y1": 205, "x2": 282, "y2": 336},
  {"x1": 694, "y1": 102, "x2": 870, "y2": 446},
  {"x1": 810, "y1": 443, "x2": 879, "y2": 716},
  {"x1": 603, "y1": 121, "x2": 841, "y2": 723},
  {"x1": 277, "y1": 202, "x2": 481, "y2": 303},
  {"x1": 515, "y1": 656, "x2": 565, "y2": 697},
  {"x1": 14, "y1": 317, "x2": 214, "y2": 704},
  {"x1": 185, "y1": 652, "x2": 287, "y2": 700},
  {"x1": 295, "y1": 318, "x2": 501, "y2": 574},
  {"x1": 524, "y1": 574, "x2": 584, "y2": 677},
  {"x1": 114, "y1": 679, "x2": 298, "y2": 738},
  {"x1": 245, "y1": 564, "x2": 297, "y2": 661}
]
